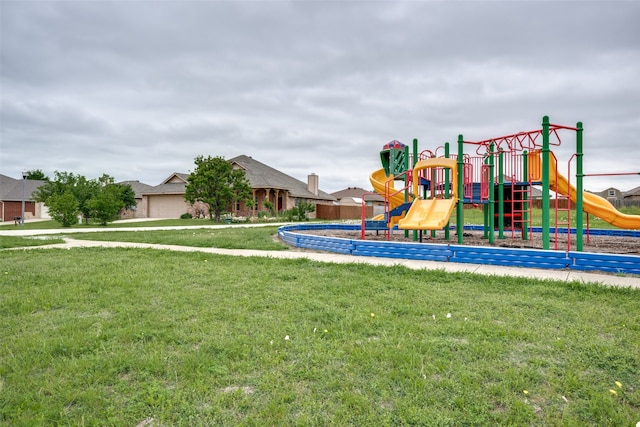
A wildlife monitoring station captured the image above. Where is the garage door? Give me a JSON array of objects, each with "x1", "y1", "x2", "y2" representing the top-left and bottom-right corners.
[{"x1": 147, "y1": 195, "x2": 191, "y2": 218}]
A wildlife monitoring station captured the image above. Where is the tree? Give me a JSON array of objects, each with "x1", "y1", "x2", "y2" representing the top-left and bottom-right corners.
[
  {"x1": 34, "y1": 172, "x2": 82, "y2": 226},
  {"x1": 47, "y1": 192, "x2": 79, "y2": 227},
  {"x1": 293, "y1": 201, "x2": 316, "y2": 221},
  {"x1": 34, "y1": 171, "x2": 136, "y2": 226},
  {"x1": 185, "y1": 155, "x2": 253, "y2": 221},
  {"x1": 33, "y1": 171, "x2": 99, "y2": 223},
  {"x1": 87, "y1": 186, "x2": 123, "y2": 225},
  {"x1": 24, "y1": 169, "x2": 48, "y2": 181},
  {"x1": 87, "y1": 175, "x2": 136, "y2": 225},
  {"x1": 75, "y1": 175, "x2": 101, "y2": 223},
  {"x1": 33, "y1": 171, "x2": 77, "y2": 201},
  {"x1": 117, "y1": 183, "x2": 137, "y2": 211},
  {"x1": 284, "y1": 201, "x2": 316, "y2": 221}
]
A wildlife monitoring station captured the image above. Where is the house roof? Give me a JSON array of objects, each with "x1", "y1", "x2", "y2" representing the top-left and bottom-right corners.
[
  {"x1": 137, "y1": 156, "x2": 335, "y2": 202},
  {"x1": 141, "y1": 173, "x2": 188, "y2": 195},
  {"x1": 332, "y1": 187, "x2": 384, "y2": 202},
  {"x1": 118, "y1": 180, "x2": 156, "y2": 198},
  {"x1": 161, "y1": 173, "x2": 189, "y2": 185},
  {"x1": 0, "y1": 174, "x2": 46, "y2": 201},
  {"x1": 529, "y1": 185, "x2": 543, "y2": 198},
  {"x1": 592, "y1": 187, "x2": 620, "y2": 197},
  {"x1": 145, "y1": 182, "x2": 187, "y2": 195},
  {"x1": 623, "y1": 185, "x2": 640, "y2": 197},
  {"x1": 229, "y1": 155, "x2": 335, "y2": 201},
  {"x1": 0, "y1": 174, "x2": 18, "y2": 199}
]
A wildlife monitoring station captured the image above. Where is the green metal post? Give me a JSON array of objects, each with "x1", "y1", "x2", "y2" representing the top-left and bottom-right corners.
[
  {"x1": 483, "y1": 202, "x2": 489, "y2": 238},
  {"x1": 431, "y1": 166, "x2": 437, "y2": 238},
  {"x1": 483, "y1": 155, "x2": 489, "y2": 239},
  {"x1": 542, "y1": 116, "x2": 550, "y2": 250},
  {"x1": 412, "y1": 139, "x2": 418, "y2": 241},
  {"x1": 444, "y1": 142, "x2": 450, "y2": 241},
  {"x1": 488, "y1": 144, "x2": 495, "y2": 244},
  {"x1": 522, "y1": 151, "x2": 529, "y2": 241},
  {"x1": 403, "y1": 145, "x2": 410, "y2": 239},
  {"x1": 498, "y1": 150, "x2": 505, "y2": 239},
  {"x1": 576, "y1": 122, "x2": 584, "y2": 251},
  {"x1": 457, "y1": 135, "x2": 464, "y2": 244}
]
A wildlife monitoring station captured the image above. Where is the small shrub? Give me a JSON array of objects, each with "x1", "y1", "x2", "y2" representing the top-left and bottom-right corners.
[
  {"x1": 180, "y1": 213, "x2": 193, "y2": 219},
  {"x1": 263, "y1": 201, "x2": 275, "y2": 216}
]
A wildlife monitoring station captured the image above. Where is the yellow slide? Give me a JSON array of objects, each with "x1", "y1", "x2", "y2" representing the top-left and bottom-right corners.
[
  {"x1": 397, "y1": 198, "x2": 457, "y2": 230},
  {"x1": 397, "y1": 158, "x2": 458, "y2": 231},
  {"x1": 530, "y1": 152, "x2": 640, "y2": 229}
]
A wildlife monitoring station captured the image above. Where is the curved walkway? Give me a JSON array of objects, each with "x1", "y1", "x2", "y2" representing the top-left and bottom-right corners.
[{"x1": 2, "y1": 223, "x2": 638, "y2": 288}]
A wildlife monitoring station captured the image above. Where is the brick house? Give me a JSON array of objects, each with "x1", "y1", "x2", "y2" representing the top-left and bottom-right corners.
[
  {"x1": 0, "y1": 174, "x2": 48, "y2": 222},
  {"x1": 120, "y1": 155, "x2": 336, "y2": 219}
]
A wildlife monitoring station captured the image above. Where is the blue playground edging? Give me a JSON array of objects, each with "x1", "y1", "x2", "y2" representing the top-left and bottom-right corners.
[{"x1": 278, "y1": 224, "x2": 640, "y2": 276}]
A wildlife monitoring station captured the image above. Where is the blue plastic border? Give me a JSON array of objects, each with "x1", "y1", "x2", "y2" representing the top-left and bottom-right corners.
[{"x1": 278, "y1": 224, "x2": 640, "y2": 276}]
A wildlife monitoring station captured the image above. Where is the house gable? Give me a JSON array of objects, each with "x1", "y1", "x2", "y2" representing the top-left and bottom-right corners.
[
  {"x1": 595, "y1": 187, "x2": 622, "y2": 200},
  {"x1": 161, "y1": 173, "x2": 189, "y2": 185},
  {"x1": 331, "y1": 187, "x2": 384, "y2": 205}
]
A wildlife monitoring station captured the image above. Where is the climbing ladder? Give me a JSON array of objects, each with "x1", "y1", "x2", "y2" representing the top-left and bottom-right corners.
[{"x1": 509, "y1": 180, "x2": 533, "y2": 239}]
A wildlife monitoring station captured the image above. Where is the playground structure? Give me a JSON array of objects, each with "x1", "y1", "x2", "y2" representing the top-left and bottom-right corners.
[{"x1": 363, "y1": 116, "x2": 640, "y2": 252}]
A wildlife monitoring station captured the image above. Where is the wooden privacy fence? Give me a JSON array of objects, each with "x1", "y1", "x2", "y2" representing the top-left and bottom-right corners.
[{"x1": 316, "y1": 204, "x2": 373, "y2": 220}]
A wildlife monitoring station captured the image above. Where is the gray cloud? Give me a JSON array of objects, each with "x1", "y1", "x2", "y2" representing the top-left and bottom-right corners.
[{"x1": 2, "y1": 0, "x2": 639, "y2": 194}]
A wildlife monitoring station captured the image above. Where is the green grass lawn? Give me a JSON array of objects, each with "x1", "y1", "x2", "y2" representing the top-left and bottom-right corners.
[
  {"x1": 1, "y1": 247, "x2": 638, "y2": 426},
  {"x1": 0, "y1": 235, "x2": 65, "y2": 249},
  {"x1": 68, "y1": 226, "x2": 289, "y2": 250}
]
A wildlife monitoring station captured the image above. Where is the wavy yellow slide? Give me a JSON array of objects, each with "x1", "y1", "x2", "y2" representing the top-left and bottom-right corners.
[{"x1": 531, "y1": 152, "x2": 640, "y2": 229}]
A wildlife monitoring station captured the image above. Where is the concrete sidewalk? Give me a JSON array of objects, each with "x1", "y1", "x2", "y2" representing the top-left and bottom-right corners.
[
  {"x1": 13, "y1": 237, "x2": 640, "y2": 289},
  {"x1": 0, "y1": 222, "x2": 293, "y2": 236}
]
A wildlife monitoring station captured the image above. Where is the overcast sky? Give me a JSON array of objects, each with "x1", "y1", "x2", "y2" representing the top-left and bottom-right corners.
[{"x1": 2, "y1": 0, "x2": 639, "y2": 193}]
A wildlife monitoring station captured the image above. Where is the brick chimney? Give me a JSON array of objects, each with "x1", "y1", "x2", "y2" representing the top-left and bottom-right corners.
[{"x1": 307, "y1": 173, "x2": 318, "y2": 195}]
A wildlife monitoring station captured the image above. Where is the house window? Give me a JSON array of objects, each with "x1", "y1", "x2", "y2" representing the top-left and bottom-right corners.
[
  {"x1": 236, "y1": 202, "x2": 241, "y2": 211},
  {"x1": 254, "y1": 197, "x2": 258, "y2": 209},
  {"x1": 608, "y1": 190, "x2": 615, "y2": 197}
]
